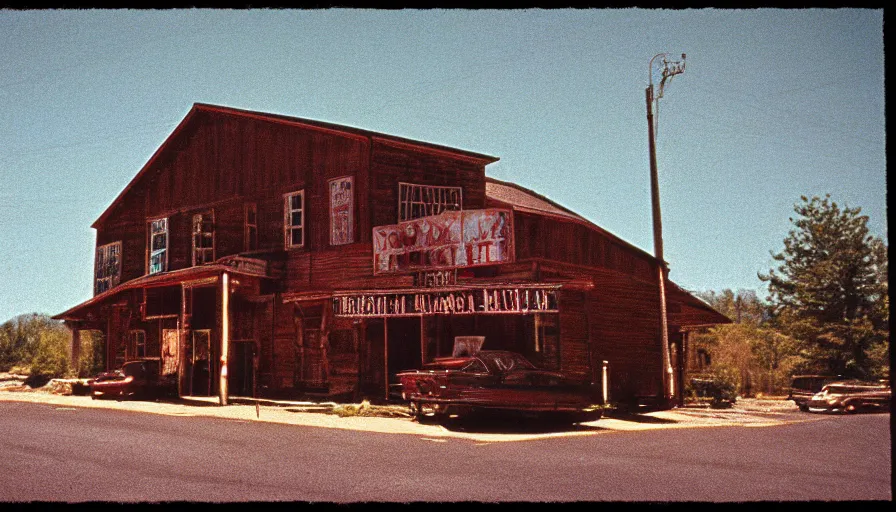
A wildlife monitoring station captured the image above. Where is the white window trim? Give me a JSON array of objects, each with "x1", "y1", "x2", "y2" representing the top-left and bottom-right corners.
[
  {"x1": 284, "y1": 190, "x2": 305, "y2": 249},
  {"x1": 94, "y1": 241, "x2": 122, "y2": 296},
  {"x1": 244, "y1": 202, "x2": 258, "y2": 252},
  {"x1": 148, "y1": 217, "x2": 169, "y2": 275},
  {"x1": 192, "y1": 210, "x2": 216, "y2": 266},
  {"x1": 397, "y1": 182, "x2": 463, "y2": 222},
  {"x1": 128, "y1": 330, "x2": 146, "y2": 360}
]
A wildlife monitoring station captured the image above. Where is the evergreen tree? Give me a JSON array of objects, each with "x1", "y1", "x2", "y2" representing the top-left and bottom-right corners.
[{"x1": 760, "y1": 195, "x2": 888, "y2": 379}]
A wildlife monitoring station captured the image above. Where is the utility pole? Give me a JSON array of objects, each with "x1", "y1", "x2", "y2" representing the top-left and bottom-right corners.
[{"x1": 646, "y1": 52, "x2": 686, "y2": 407}]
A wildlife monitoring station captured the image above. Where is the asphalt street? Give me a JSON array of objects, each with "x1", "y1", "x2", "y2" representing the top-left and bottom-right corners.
[{"x1": 0, "y1": 401, "x2": 890, "y2": 502}]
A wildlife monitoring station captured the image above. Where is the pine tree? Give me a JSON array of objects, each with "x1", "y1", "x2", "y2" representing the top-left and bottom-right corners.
[{"x1": 760, "y1": 195, "x2": 888, "y2": 379}]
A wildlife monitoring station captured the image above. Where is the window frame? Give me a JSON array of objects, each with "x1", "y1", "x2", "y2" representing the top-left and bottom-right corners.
[
  {"x1": 244, "y1": 202, "x2": 258, "y2": 252},
  {"x1": 94, "y1": 241, "x2": 122, "y2": 295},
  {"x1": 147, "y1": 217, "x2": 169, "y2": 275},
  {"x1": 128, "y1": 330, "x2": 146, "y2": 360},
  {"x1": 283, "y1": 190, "x2": 305, "y2": 249},
  {"x1": 191, "y1": 210, "x2": 216, "y2": 266},
  {"x1": 397, "y1": 182, "x2": 463, "y2": 222},
  {"x1": 328, "y1": 176, "x2": 354, "y2": 246}
]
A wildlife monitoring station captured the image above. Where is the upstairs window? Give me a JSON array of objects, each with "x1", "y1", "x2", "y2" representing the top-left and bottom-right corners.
[
  {"x1": 128, "y1": 330, "x2": 146, "y2": 360},
  {"x1": 94, "y1": 241, "x2": 122, "y2": 295},
  {"x1": 192, "y1": 211, "x2": 215, "y2": 265},
  {"x1": 284, "y1": 190, "x2": 305, "y2": 249},
  {"x1": 398, "y1": 182, "x2": 463, "y2": 221},
  {"x1": 244, "y1": 203, "x2": 258, "y2": 251},
  {"x1": 148, "y1": 218, "x2": 168, "y2": 274},
  {"x1": 329, "y1": 177, "x2": 354, "y2": 246}
]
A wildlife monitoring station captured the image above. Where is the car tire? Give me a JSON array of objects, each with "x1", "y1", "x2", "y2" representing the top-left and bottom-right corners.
[
  {"x1": 409, "y1": 401, "x2": 425, "y2": 421},
  {"x1": 798, "y1": 404, "x2": 809, "y2": 412}
]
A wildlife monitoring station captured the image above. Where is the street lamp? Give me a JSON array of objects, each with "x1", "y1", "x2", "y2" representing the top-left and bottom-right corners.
[{"x1": 645, "y1": 52, "x2": 685, "y2": 406}]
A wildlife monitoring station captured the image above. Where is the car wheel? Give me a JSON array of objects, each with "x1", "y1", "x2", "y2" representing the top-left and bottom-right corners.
[
  {"x1": 409, "y1": 401, "x2": 425, "y2": 421},
  {"x1": 798, "y1": 404, "x2": 809, "y2": 412},
  {"x1": 845, "y1": 403, "x2": 857, "y2": 414}
]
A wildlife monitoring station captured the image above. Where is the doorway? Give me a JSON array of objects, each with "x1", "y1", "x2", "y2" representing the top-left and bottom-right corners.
[
  {"x1": 230, "y1": 341, "x2": 256, "y2": 397},
  {"x1": 386, "y1": 317, "x2": 422, "y2": 400}
]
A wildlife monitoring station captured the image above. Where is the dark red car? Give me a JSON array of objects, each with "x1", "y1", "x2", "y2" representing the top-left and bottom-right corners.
[
  {"x1": 397, "y1": 350, "x2": 603, "y2": 423},
  {"x1": 88, "y1": 359, "x2": 177, "y2": 400}
]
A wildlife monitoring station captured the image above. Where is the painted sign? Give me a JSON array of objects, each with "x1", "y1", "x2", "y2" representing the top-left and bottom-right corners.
[
  {"x1": 332, "y1": 286, "x2": 558, "y2": 318},
  {"x1": 329, "y1": 176, "x2": 354, "y2": 246},
  {"x1": 413, "y1": 269, "x2": 457, "y2": 288},
  {"x1": 372, "y1": 209, "x2": 513, "y2": 274}
]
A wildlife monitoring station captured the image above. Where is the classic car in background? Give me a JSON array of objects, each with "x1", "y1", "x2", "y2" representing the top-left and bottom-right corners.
[
  {"x1": 397, "y1": 348, "x2": 602, "y2": 424},
  {"x1": 806, "y1": 381, "x2": 891, "y2": 414},
  {"x1": 788, "y1": 374, "x2": 841, "y2": 412},
  {"x1": 88, "y1": 359, "x2": 177, "y2": 400}
]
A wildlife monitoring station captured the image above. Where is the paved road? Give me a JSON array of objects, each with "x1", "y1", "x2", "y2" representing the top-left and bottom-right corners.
[{"x1": 0, "y1": 401, "x2": 889, "y2": 502}]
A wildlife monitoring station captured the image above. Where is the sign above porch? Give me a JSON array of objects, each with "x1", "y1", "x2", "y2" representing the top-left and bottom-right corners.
[{"x1": 372, "y1": 209, "x2": 514, "y2": 274}]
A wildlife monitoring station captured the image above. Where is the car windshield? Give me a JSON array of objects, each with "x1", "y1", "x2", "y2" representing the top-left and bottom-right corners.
[
  {"x1": 122, "y1": 363, "x2": 145, "y2": 378},
  {"x1": 481, "y1": 352, "x2": 536, "y2": 372}
]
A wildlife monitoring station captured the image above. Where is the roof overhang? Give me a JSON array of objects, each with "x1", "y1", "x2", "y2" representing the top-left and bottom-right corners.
[{"x1": 53, "y1": 258, "x2": 277, "y2": 321}]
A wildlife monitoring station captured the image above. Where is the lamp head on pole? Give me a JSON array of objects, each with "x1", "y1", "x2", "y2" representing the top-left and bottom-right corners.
[{"x1": 649, "y1": 52, "x2": 686, "y2": 101}]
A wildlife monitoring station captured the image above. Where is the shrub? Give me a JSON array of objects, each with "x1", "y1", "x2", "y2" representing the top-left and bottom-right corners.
[
  {"x1": 687, "y1": 369, "x2": 738, "y2": 408},
  {"x1": 29, "y1": 328, "x2": 71, "y2": 378}
]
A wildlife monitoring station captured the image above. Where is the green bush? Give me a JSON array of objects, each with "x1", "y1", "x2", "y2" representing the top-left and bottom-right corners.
[
  {"x1": 687, "y1": 370, "x2": 738, "y2": 408},
  {"x1": 0, "y1": 313, "x2": 73, "y2": 378},
  {"x1": 29, "y1": 328, "x2": 71, "y2": 378}
]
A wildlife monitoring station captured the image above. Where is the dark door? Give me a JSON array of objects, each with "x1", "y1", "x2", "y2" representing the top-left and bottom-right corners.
[
  {"x1": 386, "y1": 317, "x2": 422, "y2": 400},
  {"x1": 230, "y1": 341, "x2": 255, "y2": 397}
]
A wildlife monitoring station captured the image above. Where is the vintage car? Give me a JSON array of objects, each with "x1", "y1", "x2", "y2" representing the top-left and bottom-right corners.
[
  {"x1": 397, "y1": 350, "x2": 603, "y2": 423},
  {"x1": 88, "y1": 359, "x2": 177, "y2": 400},
  {"x1": 788, "y1": 374, "x2": 840, "y2": 411},
  {"x1": 806, "y1": 381, "x2": 891, "y2": 414}
]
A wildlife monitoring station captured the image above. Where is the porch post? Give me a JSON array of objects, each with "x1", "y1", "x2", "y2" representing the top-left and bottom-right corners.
[
  {"x1": 219, "y1": 272, "x2": 231, "y2": 405},
  {"x1": 383, "y1": 318, "x2": 389, "y2": 402}
]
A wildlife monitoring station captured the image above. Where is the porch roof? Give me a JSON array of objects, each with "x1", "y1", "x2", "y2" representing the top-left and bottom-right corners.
[{"x1": 53, "y1": 263, "x2": 271, "y2": 321}]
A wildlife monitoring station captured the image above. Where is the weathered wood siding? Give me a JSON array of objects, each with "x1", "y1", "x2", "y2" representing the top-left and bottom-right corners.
[
  {"x1": 512, "y1": 212, "x2": 657, "y2": 282},
  {"x1": 369, "y1": 140, "x2": 486, "y2": 229},
  {"x1": 586, "y1": 268, "x2": 663, "y2": 400}
]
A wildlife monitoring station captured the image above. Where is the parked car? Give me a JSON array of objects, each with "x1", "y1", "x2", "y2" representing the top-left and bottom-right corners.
[
  {"x1": 788, "y1": 375, "x2": 840, "y2": 411},
  {"x1": 806, "y1": 381, "x2": 891, "y2": 414},
  {"x1": 397, "y1": 350, "x2": 603, "y2": 423},
  {"x1": 88, "y1": 359, "x2": 177, "y2": 400}
]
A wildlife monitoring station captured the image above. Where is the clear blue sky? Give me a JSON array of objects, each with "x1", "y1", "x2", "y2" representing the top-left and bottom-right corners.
[{"x1": 0, "y1": 9, "x2": 886, "y2": 323}]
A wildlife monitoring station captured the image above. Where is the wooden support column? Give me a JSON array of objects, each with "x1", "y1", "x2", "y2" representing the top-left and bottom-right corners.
[
  {"x1": 383, "y1": 318, "x2": 389, "y2": 402},
  {"x1": 320, "y1": 300, "x2": 331, "y2": 384},
  {"x1": 178, "y1": 285, "x2": 188, "y2": 397},
  {"x1": 219, "y1": 272, "x2": 230, "y2": 406},
  {"x1": 419, "y1": 316, "x2": 426, "y2": 365}
]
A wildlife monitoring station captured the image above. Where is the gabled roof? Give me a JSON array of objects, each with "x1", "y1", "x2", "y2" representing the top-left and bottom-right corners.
[
  {"x1": 92, "y1": 103, "x2": 499, "y2": 228},
  {"x1": 485, "y1": 176, "x2": 662, "y2": 266}
]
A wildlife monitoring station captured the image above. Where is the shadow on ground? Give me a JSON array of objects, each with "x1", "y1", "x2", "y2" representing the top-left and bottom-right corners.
[
  {"x1": 422, "y1": 412, "x2": 607, "y2": 434},
  {"x1": 155, "y1": 397, "x2": 223, "y2": 407},
  {"x1": 603, "y1": 411, "x2": 679, "y2": 424}
]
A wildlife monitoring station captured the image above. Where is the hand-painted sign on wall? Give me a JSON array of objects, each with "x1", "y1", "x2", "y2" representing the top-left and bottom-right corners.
[
  {"x1": 372, "y1": 209, "x2": 513, "y2": 273},
  {"x1": 329, "y1": 176, "x2": 354, "y2": 246},
  {"x1": 332, "y1": 286, "x2": 558, "y2": 318}
]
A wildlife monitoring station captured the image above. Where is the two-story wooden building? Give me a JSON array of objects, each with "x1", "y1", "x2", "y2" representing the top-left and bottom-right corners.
[{"x1": 54, "y1": 103, "x2": 728, "y2": 406}]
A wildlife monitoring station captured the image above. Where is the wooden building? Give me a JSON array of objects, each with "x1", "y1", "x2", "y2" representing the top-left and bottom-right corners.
[{"x1": 54, "y1": 103, "x2": 729, "y2": 406}]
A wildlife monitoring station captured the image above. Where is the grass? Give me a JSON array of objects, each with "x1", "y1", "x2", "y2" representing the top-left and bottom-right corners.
[{"x1": 330, "y1": 400, "x2": 412, "y2": 418}]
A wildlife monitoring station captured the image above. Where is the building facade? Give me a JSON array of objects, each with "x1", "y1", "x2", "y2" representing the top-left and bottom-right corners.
[{"x1": 55, "y1": 103, "x2": 728, "y2": 405}]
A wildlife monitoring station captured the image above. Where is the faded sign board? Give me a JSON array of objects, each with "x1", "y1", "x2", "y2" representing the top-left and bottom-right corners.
[
  {"x1": 332, "y1": 286, "x2": 558, "y2": 318},
  {"x1": 329, "y1": 176, "x2": 354, "y2": 246},
  {"x1": 372, "y1": 208, "x2": 513, "y2": 273}
]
